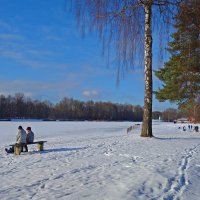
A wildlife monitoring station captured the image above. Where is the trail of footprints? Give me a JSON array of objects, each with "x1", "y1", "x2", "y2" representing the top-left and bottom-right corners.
[{"x1": 162, "y1": 144, "x2": 200, "y2": 200}]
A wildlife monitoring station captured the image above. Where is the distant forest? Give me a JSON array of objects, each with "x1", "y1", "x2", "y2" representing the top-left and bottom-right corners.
[{"x1": 0, "y1": 93, "x2": 145, "y2": 121}]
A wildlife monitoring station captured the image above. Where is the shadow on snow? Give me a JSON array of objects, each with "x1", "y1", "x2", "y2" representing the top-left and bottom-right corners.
[
  {"x1": 153, "y1": 136, "x2": 200, "y2": 141},
  {"x1": 29, "y1": 147, "x2": 88, "y2": 154}
]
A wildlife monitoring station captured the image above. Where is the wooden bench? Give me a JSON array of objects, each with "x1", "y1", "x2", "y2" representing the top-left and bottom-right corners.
[{"x1": 10, "y1": 141, "x2": 47, "y2": 155}]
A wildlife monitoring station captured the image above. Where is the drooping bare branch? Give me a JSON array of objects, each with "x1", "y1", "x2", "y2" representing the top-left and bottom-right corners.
[
  {"x1": 68, "y1": 0, "x2": 183, "y2": 137},
  {"x1": 69, "y1": 0, "x2": 182, "y2": 80}
]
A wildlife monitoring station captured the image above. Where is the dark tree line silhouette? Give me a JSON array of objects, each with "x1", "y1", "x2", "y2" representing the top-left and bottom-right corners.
[{"x1": 0, "y1": 93, "x2": 144, "y2": 121}]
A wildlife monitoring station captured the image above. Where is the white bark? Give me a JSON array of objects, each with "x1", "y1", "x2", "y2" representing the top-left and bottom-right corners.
[{"x1": 141, "y1": 2, "x2": 153, "y2": 137}]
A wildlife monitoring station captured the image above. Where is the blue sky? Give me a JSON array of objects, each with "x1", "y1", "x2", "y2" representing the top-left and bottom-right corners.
[{"x1": 0, "y1": 0, "x2": 176, "y2": 111}]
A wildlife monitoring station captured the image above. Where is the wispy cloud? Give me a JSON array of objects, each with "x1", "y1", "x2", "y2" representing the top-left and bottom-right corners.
[
  {"x1": 0, "y1": 21, "x2": 70, "y2": 69},
  {"x1": 0, "y1": 91, "x2": 33, "y2": 98},
  {"x1": 26, "y1": 49, "x2": 54, "y2": 57},
  {"x1": 0, "y1": 33, "x2": 22, "y2": 40},
  {"x1": 0, "y1": 49, "x2": 69, "y2": 69},
  {"x1": 0, "y1": 76, "x2": 84, "y2": 102},
  {"x1": 0, "y1": 51, "x2": 23, "y2": 60},
  {"x1": 0, "y1": 20, "x2": 12, "y2": 31},
  {"x1": 41, "y1": 25, "x2": 79, "y2": 39},
  {"x1": 82, "y1": 90, "x2": 100, "y2": 98},
  {"x1": 0, "y1": 78, "x2": 80, "y2": 92}
]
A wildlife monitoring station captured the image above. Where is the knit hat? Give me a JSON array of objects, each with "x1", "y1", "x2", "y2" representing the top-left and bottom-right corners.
[
  {"x1": 18, "y1": 126, "x2": 22, "y2": 129},
  {"x1": 26, "y1": 127, "x2": 31, "y2": 131}
]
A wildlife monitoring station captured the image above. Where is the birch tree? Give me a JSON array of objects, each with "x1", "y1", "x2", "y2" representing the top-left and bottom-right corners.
[{"x1": 69, "y1": 0, "x2": 182, "y2": 137}]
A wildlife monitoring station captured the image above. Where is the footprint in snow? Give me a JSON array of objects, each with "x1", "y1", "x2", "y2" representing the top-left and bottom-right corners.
[
  {"x1": 104, "y1": 151, "x2": 113, "y2": 156},
  {"x1": 132, "y1": 156, "x2": 141, "y2": 163},
  {"x1": 119, "y1": 154, "x2": 130, "y2": 158},
  {"x1": 40, "y1": 184, "x2": 45, "y2": 189}
]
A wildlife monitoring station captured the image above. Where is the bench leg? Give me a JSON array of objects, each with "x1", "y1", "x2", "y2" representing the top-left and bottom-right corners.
[
  {"x1": 14, "y1": 145, "x2": 21, "y2": 155},
  {"x1": 37, "y1": 143, "x2": 44, "y2": 151}
]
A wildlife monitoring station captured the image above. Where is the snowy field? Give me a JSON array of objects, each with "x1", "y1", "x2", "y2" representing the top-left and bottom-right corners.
[{"x1": 0, "y1": 121, "x2": 200, "y2": 200}]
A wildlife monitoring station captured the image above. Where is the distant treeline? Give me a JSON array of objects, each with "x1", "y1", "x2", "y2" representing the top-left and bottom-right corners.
[{"x1": 0, "y1": 93, "x2": 144, "y2": 121}]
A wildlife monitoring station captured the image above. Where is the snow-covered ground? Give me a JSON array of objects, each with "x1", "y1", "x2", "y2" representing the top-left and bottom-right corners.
[{"x1": 0, "y1": 121, "x2": 200, "y2": 200}]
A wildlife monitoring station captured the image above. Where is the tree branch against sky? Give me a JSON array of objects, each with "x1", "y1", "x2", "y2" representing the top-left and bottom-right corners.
[{"x1": 69, "y1": 0, "x2": 182, "y2": 137}]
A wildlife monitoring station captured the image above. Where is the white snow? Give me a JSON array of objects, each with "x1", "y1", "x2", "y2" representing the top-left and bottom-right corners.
[{"x1": 0, "y1": 121, "x2": 200, "y2": 200}]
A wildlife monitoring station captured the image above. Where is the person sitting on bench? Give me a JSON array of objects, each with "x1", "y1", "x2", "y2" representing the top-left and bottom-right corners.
[
  {"x1": 5, "y1": 126, "x2": 27, "y2": 153},
  {"x1": 24, "y1": 127, "x2": 34, "y2": 152}
]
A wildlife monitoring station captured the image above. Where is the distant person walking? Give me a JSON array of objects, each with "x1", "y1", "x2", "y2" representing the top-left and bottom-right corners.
[
  {"x1": 5, "y1": 126, "x2": 27, "y2": 153},
  {"x1": 24, "y1": 127, "x2": 34, "y2": 152},
  {"x1": 194, "y1": 126, "x2": 199, "y2": 133},
  {"x1": 183, "y1": 126, "x2": 186, "y2": 131}
]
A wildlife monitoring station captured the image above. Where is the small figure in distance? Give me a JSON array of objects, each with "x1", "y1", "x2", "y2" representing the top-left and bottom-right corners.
[
  {"x1": 24, "y1": 127, "x2": 34, "y2": 152},
  {"x1": 183, "y1": 126, "x2": 186, "y2": 131},
  {"x1": 5, "y1": 126, "x2": 27, "y2": 153},
  {"x1": 194, "y1": 126, "x2": 199, "y2": 133}
]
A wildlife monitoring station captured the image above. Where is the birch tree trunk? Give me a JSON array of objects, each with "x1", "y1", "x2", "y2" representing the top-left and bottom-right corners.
[{"x1": 141, "y1": 2, "x2": 153, "y2": 137}]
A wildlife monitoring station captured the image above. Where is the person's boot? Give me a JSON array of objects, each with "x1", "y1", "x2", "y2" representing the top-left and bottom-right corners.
[
  {"x1": 25, "y1": 145, "x2": 28, "y2": 152},
  {"x1": 5, "y1": 148, "x2": 13, "y2": 153}
]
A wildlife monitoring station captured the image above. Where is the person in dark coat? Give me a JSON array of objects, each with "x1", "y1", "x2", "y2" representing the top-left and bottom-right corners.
[
  {"x1": 24, "y1": 127, "x2": 34, "y2": 152},
  {"x1": 194, "y1": 126, "x2": 199, "y2": 132}
]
